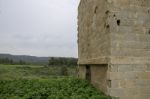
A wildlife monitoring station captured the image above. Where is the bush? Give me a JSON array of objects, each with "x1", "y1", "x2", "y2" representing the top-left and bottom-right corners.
[
  {"x1": 61, "y1": 66, "x2": 68, "y2": 76},
  {"x1": 0, "y1": 78, "x2": 109, "y2": 99}
]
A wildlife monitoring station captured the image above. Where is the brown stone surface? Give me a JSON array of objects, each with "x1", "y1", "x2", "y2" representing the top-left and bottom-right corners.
[
  {"x1": 78, "y1": 0, "x2": 150, "y2": 99},
  {"x1": 90, "y1": 65, "x2": 108, "y2": 94}
]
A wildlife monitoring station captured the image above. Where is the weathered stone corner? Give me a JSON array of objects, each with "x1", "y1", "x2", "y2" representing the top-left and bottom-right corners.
[{"x1": 78, "y1": 0, "x2": 150, "y2": 99}]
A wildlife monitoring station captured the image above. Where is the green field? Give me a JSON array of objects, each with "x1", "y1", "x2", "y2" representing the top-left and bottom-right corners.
[
  {"x1": 0, "y1": 64, "x2": 77, "y2": 80},
  {"x1": 0, "y1": 64, "x2": 110, "y2": 99}
]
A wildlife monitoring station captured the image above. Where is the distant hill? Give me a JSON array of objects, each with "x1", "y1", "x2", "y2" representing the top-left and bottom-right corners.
[{"x1": 0, "y1": 54, "x2": 77, "y2": 65}]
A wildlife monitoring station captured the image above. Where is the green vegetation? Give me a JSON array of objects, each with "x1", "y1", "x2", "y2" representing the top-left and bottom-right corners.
[
  {"x1": 0, "y1": 78, "x2": 109, "y2": 99},
  {"x1": 0, "y1": 54, "x2": 77, "y2": 66},
  {"x1": 0, "y1": 64, "x2": 77, "y2": 80},
  {"x1": 48, "y1": 57, "x2": 77, "y2": 66},
  {"x1": 0, "y1": 64, "x2": 111, "y2": 99},
  {"x1": 0, "y1": 58, "x2": 26, "y2": 65},
  {"x1": 0, "y1": 57, "x2": 77, "y2": 66}
]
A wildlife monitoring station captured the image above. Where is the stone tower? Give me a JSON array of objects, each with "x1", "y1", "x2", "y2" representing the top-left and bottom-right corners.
[{"x1": 78, "y1": 0, "x2": 150, "y2": 99}]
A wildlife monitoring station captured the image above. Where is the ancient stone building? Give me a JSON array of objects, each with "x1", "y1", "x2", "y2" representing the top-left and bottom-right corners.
[{"x1": 78, "y1": 0, "x2": 150, "y2": 99}]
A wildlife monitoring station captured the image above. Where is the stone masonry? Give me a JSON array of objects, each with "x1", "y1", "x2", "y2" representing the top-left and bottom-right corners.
[{"x1": 78, "y1": 0, "x2": 150, "y2": 99}]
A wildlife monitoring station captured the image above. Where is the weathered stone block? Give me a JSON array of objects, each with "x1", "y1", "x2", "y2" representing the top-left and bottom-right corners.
[
  {"x1": 133, "y1": 65, "x2": 147, "y2": 71},
  {"x1": 118, "y1": 65, "x2": 133, "y2": 72},
  {"x1": 120, "y1": 80, "x2": 136, "y2": 88},
  {"x1": 135, "y1": 79, "x2": 150, "y2": 88},
  {"x1": 137, "y1": 72, "x2": 150, "y2": 79},
  {"x1": 107, "y1": 72, "x2": 124, "y2": 80}
]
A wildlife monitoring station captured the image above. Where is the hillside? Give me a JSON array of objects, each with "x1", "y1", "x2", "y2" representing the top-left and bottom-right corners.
[{"x1": 0, "y1": 54, "x2": 77, "y2": 65}]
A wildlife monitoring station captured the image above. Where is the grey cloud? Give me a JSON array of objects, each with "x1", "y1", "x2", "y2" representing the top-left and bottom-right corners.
[{"x1": 0, "y1": 0, "x2": 80, "y2": 57}]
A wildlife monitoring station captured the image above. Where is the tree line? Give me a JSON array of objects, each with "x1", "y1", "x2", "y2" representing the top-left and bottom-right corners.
[
  {"x1": 48, "y1": 57, "x2": 77, "y2": 66},
  {"x1": 0, "y1": 57, "x2": 78, "y2": 66},
  {"x1": 0, "y1": 58, "x2": 26, "y2": 65}
]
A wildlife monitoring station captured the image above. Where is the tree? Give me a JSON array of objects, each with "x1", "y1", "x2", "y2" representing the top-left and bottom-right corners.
[
  {"x1": 60, "y1": 66, "x2": 68, "y2": 76},
  {"x1": 19, "y1": 60, "x2": 26, "y2": 65}
]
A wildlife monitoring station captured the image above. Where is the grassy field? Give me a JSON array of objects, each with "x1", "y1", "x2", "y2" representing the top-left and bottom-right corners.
[
  {"x1": 0, "y1": 64, "x2": 77, "y2": 80},
  {"x1": 0, "y1": 64, "x2": 111, "y2": 99}
]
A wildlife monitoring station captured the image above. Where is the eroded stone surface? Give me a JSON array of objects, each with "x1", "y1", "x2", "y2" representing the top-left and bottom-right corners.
[{"x1": 78, "y1": 0, "x2": 150, "y2": 98}]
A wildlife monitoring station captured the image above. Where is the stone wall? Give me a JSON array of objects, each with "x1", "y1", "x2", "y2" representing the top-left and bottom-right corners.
[
  {"x1": 78, "y1": 0, "x2": 111, "y2": 64},
  {"x1": 108, "y1": 64, "x2": 150, "y2": 99},
  {"x1": 78, "y1": 65, "x2": 108, "y2": 93},
  {"x1": 109, "y1": 0, "x2": 150, "y2": 63},
  {"x1": 78, "y1": 0, "x2": 150, "y2": 99},
  {"x1": 90, "y1": 65, "x2": 108, "y2": 94}
]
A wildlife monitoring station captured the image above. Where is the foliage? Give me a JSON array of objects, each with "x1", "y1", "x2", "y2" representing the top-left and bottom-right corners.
[
  {"x1": 0, "y1": 58, "x2": 26, "y2": 65},
  {"x1": 60, "y1": 66, "x2": 68, "y2": 76},
  {"x1": 0, "y1": 54, "x2": 78, "y2": 66},
  {"x1": 48, "y1": 57, "x2": 77, "y2": 66},
  {"x1": 0, "y1": 78, "x2": 109, "y2": 99},
  {"x1": 0, "y1": 64, "x2": 77, "y2": 80},
  {"x1": 0, "y1": 57, "x2": 78, "y2": 66},
  {"x1": 0, "y1": 65, "x2": 113, "y2": 99}
]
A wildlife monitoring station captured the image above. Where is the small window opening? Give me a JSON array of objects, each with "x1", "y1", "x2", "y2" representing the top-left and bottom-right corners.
[
  {"x1": 117, "y1": 20, "x2": 120, "y2": 26},
  {"x1": 105, "y1": 10, "x2": 110, "y2": 15},
  {"x1": 86, "y1": 65, "x2": 91, "y2": 81},
  {"x1": 94, "y1": 6, "x2": 98, "y2": 14},
  {"x1": 104, "y1": 23, "x2": 110, "y2": 29},
  {"x1": 113, "y1": 14, "x2": 116, "y2": 17},
  {"x1": 107, "y1": 80, "x2": 111, "y2": 88},
  {"x1": 106, "y1": 25, "x2": 110, "y2": 28}
]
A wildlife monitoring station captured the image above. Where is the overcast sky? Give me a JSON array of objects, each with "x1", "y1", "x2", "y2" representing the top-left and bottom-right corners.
[{"x1": 0, "y1": 0, "x2": 80, "y2": 57}]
